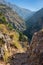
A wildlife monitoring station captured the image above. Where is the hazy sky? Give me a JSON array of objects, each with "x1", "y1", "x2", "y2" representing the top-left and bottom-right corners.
[{"x1": 6, "y1": 0, "x2": 43, "y2": 11}]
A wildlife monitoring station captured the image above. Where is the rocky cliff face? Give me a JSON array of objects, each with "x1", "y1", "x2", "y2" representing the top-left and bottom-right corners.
[
  {"x1": 30, "y1": 29, "x2": 43, "y2": 52},
  {"x1": 28, "y1": 29, "x2": 43, "y2": 65}
]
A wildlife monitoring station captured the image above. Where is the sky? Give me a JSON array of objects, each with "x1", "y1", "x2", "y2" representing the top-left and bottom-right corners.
[{"x1": 6, "y1": 0, "x2": 43, "y2": 11}]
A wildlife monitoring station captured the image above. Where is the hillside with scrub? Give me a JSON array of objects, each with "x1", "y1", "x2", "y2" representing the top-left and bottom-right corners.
[{"x1": 0, "y1": 12, "x2": 28, "y2": 64}]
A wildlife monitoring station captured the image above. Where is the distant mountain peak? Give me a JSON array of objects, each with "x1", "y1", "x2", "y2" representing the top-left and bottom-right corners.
[
  {"x1": 41, "y1": 8, "x2": 43, "y2": 10},
  {"x1": 40, "y1": 8, "x2": 43, "y2": 11},
  {"x1": 37, "y1": 8, "x2": 43, "y2": 13}
]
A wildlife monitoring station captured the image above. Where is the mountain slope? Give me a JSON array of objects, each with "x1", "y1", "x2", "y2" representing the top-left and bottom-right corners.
[
  {"x1": 0, "y1": 3, "x2": 26, "y2": 31},
  {"x1": 12, "y1": 5, "x2": 34, "y2": 20},
  {"x1": 0, "y1": 0, "x2": 34, "y2": 31},
  {"x1": 0, "y1": 8, "x2": 29, "y2": 64},
  {"x1": 24, "y1": 8, "x2": 43, "y2": 40},
  {"x1": 6, "y1": 2, "x2": 34, "y2": 20}
]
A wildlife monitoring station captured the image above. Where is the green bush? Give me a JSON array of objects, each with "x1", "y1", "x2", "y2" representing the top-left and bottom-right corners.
[
  {"x1": 0, "y1": 12, "x2": 7, "y2": 24},
  {"x1": 7, "y1": 23, "x2": 14, "y2": 30},
  {"x1": 2, "y1": 16, "x2": 6, "y2": 24},
  {"x1": 19, "y1": 32, "x2": 28, "y2": 41}
]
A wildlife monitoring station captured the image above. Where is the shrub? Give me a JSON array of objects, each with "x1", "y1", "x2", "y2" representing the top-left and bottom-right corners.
[
  {"x1": 2, "y1": 16, "x2": 6, "y2": 24},
  {"x1": 19, "y1": 32, "x2": 28, "y2": 41},
  {"x1": 0, "y1": 12, "x2": 7, "y2": 24},
  {"x1": 3, "y1": 50, "x2": 9, "y2": 63},
  {"x1": 7, "y1": 23, "x2": 14, "y2": 30}
]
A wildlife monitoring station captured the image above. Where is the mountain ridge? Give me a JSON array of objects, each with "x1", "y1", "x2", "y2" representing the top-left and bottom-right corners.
[
  {"x1": 24, "y1": 8, "x2": 43, "y2": 40},
  {"x1": 0, "y1": 0, "x2": 34, "y2": 20}
]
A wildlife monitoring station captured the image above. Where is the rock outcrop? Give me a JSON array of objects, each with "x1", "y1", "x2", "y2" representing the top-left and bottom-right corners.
[
  {"x1": 30, "y1": 29, "x2": 43, "y2": 53},
  {"x1": 29, "y1": 29, "x2": 43, "y2": 65}
]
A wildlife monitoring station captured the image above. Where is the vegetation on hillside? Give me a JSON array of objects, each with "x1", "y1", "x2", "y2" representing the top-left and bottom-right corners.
[{"x1": 0, "y1": 12, "x2": 28, "y2": 63}]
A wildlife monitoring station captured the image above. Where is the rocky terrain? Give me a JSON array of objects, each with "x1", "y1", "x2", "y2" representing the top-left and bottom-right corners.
[
  {"x1": 0, "y1": 29, "x2": 43, "y2": 65},
  {"x1": 0, "y1": 0, "x2": 43, "y2": 65},
  {"x1": 28, "y1": 29, "x2": 43, "y2": 65},
  {"x1": 0, "y1": 6, "x2": 28, "y2": 65},
  {"x1": 6, "y1": 29, "x2": 43, "y2": 65}
]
